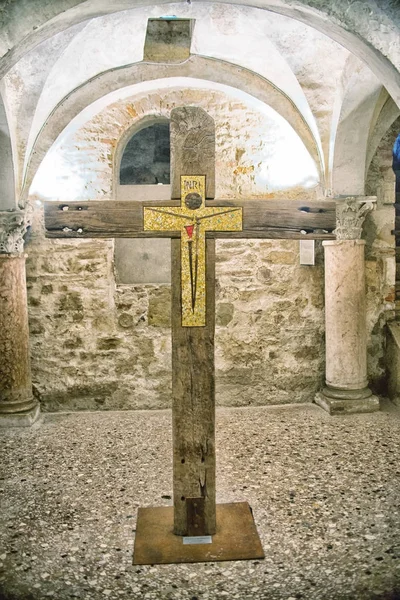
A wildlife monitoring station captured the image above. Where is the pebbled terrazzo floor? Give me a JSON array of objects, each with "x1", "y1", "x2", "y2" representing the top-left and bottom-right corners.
[{"x1": 0, "y1": 400, "x2": 400, "y2": 600}]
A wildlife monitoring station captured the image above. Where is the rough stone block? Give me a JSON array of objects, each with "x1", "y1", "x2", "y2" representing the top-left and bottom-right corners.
[
  {"x1": 144, "y1": 19, "x2": 192, "y2": 63},
  {"x1": 148, "y1": 287, "x2": 171, "y2": 327},
  {"x1": 59, "y1": 292, "x2": 83, "y2": 312},
  {"x1": 97, "y1": 337, "x2": 123, "y2": 351},
  {"x1": 266, "y1": 251, "x2": 296, "y2": 264},
  {"x1": 118, "y1": 313, "x2": 134, "y2": 329},
  {"x1": 216, "y1": 303, "x2": 234, "y2": 327},
  {"x1": 29, "y1": 318, "x2": 44, "y2": 335}
]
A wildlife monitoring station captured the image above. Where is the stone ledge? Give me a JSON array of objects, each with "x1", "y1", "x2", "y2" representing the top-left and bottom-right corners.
[
  {"x1": 314, "y1": 392, "x2": 380, "y2": 415},
  {"x1": 0, "y1": 404, "x2": 41, "y2": 427}
]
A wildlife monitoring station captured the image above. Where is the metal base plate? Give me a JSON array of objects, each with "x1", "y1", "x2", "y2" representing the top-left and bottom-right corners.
[{"x1": 133, "y1": 502, "x2": 264, "y2": 565}]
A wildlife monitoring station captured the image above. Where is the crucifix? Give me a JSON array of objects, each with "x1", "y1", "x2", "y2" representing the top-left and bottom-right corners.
[
  {"x1": 44, "y1": 106, "x2": 336, "y2": 563},
  {"x1": 144, "y1": 175, "x2": 242, "y2": 326}
]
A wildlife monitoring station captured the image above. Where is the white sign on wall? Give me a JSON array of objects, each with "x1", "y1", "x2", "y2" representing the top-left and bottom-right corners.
[{"x1": 300, "y1": 240, "x2": 315, "y2": 265}]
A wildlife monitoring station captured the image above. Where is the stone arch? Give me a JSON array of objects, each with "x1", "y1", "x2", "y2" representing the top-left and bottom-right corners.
[
  {"x1": 0, "y1": 92, "x2": 16, "y2": 209},
  {"x1": 366, "y1": 96, "x2": 400, "y2": 175},
  {"x1": 25, "y1": 6, "x2": 320, "y2": 169},
  {"x1": 369, "y1": 119, "x2": 400, "y2": 193},
  {"x1": 22, "y1": 56, "x2": 323, "y2": 204},
  {"x1": 331, "y1": 59, "x2": 382, "y2": 195},
  {"x1": 0, "y1": 0, "x2": 399, "y2": 108},
  {"x1": 365, "y1": 117, "x2": 399, "y2": 244}
]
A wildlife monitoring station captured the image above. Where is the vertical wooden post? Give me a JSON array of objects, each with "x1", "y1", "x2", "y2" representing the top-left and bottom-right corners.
[
  {"x1": 171, "y1": 238, "x2": 216, "y2": 536},
  {"x1": 170, "y1": 106, "x2": 216, "y2": 200}
]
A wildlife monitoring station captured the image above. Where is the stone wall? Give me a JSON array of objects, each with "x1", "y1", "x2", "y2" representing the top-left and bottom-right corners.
[
  {"x1": 24, "y1": 85, "x2": 394, "y2": 411},
  {"x1": 215, "y1": 239, "x2": 325, "y2": 406},
  {"x1": 364, "y1": 118, "x2": 398, "y2": 393},
  {"x1": 26, "y1": 215, "x2": 326, "y2": 410}
]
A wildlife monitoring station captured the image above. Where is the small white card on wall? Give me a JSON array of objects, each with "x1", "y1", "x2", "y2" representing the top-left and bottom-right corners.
[{"x1": 300, "y1": 240, "x2": 315, "y2": 265}]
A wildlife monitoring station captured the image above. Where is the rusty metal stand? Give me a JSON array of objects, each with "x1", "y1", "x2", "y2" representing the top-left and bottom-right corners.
[{"x1": 133, "y1": 502, "x2": 264, "y2": 565}]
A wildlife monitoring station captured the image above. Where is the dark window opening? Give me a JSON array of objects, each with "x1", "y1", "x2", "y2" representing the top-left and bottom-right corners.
[{"x1": 119, "y1": 122, "x2": 170, "y2": 185}]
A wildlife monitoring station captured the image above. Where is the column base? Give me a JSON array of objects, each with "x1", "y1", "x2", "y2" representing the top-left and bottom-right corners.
[
  {"x1": 0, "y1": 404, "x2": 41, "y2": 427},
  {"x1": 315, "y1": 391, "x2": 380, "y2": 415}
]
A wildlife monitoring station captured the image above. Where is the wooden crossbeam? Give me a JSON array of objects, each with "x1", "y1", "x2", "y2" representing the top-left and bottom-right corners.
[{"x1": 44, "y1": 199, "x2": 336, "y2": 240}]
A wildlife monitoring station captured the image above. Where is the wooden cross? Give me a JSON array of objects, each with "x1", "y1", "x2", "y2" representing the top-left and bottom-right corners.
[{"x1": 44, "y1": 106, "x2": 336, "y2": 564}]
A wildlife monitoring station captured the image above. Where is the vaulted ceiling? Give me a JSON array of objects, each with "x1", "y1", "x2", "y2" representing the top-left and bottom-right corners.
[{"x1": 0, "y1": 1, "x2": 399, "y2": 207}]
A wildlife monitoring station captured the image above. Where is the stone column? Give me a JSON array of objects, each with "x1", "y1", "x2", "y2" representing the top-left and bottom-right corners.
[
  {"x1": 315, "y1": 198, "x2": 380, "y2": 415},
  {"x1": 0, "y1": 209, "x2": 40, "y2": 426}
]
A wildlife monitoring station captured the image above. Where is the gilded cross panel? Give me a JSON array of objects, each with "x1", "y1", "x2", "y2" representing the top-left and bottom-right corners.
[{"x1": 143, "y1": 176, "x2": 243, "y2": 326}]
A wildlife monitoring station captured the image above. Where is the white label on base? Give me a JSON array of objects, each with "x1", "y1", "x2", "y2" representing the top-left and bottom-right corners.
[{"x1": 183, "y1": 536, "x2": 212, "y2": 545}]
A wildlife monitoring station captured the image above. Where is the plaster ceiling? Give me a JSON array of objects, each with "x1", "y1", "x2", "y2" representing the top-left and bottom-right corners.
[
  {"x1": 0, "y1": 0, "x2": 399, "y2": 100},
  {"x1": 0, "y1": 1, "x2": 398, "y2": 206}
]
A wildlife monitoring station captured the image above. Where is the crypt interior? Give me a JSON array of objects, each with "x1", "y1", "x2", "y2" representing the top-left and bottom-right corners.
[{"x1": 1, "y1": 1, "x2": 400, "y2": 599}]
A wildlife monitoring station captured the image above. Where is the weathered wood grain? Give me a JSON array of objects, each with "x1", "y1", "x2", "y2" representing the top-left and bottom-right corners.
[
  {"x1": 171, "y1": 238, "x2": 216, "y2": 536},
  {"x1": 186, "y1": 497, "x2": 206, "y2": 537},
  {"x1": 170, "y1": 106, "x2": 215, "y2": 199},
  {"x1": 44, "y1": 199, "x2": 336, "y2": 239}
]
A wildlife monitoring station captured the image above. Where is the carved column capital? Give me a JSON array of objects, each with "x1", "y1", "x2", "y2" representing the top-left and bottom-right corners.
[
  {"x1": 334, "y1": 198, "x2": 375, "y2": 240},
  {"x1": 0, "y1": 207, "x2": 32, "y2": 254}
]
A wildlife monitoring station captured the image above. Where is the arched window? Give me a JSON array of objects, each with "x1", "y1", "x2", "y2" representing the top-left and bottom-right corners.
[
  {"x1": 115, "y1": 120, "x2": 172, "y2": 284},
  {"x1": 119, "y1": 122, "x2": 170, "y2": 185}
]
